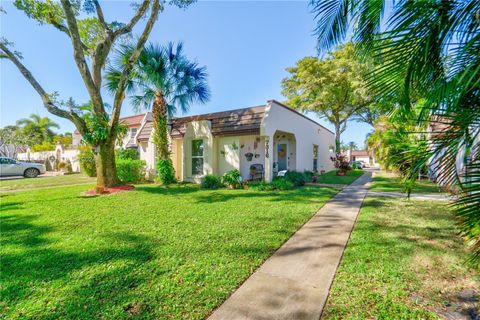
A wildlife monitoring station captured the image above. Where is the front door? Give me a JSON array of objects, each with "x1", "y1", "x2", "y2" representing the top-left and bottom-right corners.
[{"x1": 277, "y1": 143, "x2": 288, "y2": 171}]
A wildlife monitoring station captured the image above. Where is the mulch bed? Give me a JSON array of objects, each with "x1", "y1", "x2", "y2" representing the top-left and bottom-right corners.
[{"x1": 83, "y1": 185, "x2": 135, "y2": 196}]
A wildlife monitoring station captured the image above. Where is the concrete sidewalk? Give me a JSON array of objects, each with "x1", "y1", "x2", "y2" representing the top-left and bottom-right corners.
[
  {"x1": 368, "y1": 191, "x2": 451, "y2": 201},
  {"x1": 208, "y1": 172, "x2": 372, "y2": 320}
]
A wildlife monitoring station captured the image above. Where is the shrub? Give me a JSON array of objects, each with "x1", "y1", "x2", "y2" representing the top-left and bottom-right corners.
[
  {"x1": 285, "y1": 171, "x2": 306, "y2": 186},
  {"x1": 303, "y1": 170, "x2": 315, "y2": 182},
  {"x1": 44, "y1": 158, "x2": 53, "y2": 171},
  {"x1": 116, "y1": 158, "x2": 146, "y2": 183},
  {"x1": 330, "y1": 153, "x2": 351, "y2": 173},
  {"x1": 272, "y1": 178, "x2": 294, "y2": 190},
  {"x1": 156, "y1": 159, "x2": 176, "y2": 185},
  {"x1": 78, "y1": 147, "x2": 96, "y2": 177},
  {"x1": 65, "y1": 159, "x2": 73, "y2": 173},
  {"x1": 247, "y1": 181, "x2": 275, "y2": 191},
  {"x1": 201, "y1": 175, "x2": 223, "y2": 189},
  {"x1": 57, "y1": 161, "x2": 67, "y2": 171},
  {"x1": 222, "y1": 169, "x2": 242, "y2": 189},
  {"x1": 116, "y1": 148, "x2": 139, "y2": 160}
]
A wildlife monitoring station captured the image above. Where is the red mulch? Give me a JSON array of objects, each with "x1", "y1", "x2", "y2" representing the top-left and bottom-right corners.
[{"x1": 83, "y1": 185, "x2": 135, "y2": 196}]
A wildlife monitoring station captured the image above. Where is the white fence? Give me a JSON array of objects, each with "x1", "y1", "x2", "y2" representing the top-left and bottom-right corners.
[{"x1": 17, "y1": 146, "x2": 81, "y2": 172}]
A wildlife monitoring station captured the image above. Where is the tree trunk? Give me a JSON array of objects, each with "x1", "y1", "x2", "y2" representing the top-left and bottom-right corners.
[
  {"x1": 95, "y1": 139, "x2": 121, "y2": 189},
  {"x1": 334, "y1": 123, "x2": 341, "y2": 154},
  {"x1": 152, "y1": 94, "x2": 169, "y2": 160}
]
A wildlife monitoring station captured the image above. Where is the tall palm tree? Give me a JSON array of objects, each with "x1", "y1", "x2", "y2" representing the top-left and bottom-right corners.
[
  {"x1": 16, "y1": 114, "x2": 59, "y2": 145},
  {"x1": 107, "y1": 42, "x2": 210, "y2": 183},
  {"x1": 310, "y1": 0, "x2": 479, "y2": 263}
]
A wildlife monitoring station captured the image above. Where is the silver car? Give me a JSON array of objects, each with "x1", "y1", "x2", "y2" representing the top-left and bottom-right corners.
[{"x1": 0, "y1": 157, "x2": 46, "y2": 178}]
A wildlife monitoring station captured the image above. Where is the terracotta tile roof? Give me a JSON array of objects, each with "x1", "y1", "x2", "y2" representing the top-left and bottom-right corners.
[
  {"x1": 351, "y1": 150, "x2": 369, "y2": 156},
  {"x1": 74, "y1": 113, "x2": 146, "y2": 134},
  {"x1": 137, "y1": 121, "x2": 153, "y2": 142},
  {"x1": 120, "y1": 114, "x2": 146, "y2": 127},
  {"x1": 170, "y1": 105, "x2": 266, "y2": 138}
]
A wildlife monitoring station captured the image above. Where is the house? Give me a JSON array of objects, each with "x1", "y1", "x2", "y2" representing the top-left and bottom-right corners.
[
  {"x1": 345, "y1": 149, "x2": 378, "y2": 167},
  {"x1": 72, "y1": 113, "x2": 151, "y2": 149},
  {"x1": 158, "y1": 100, "x2": 334, "y2": 182},
  {"x1": 71, "y1": 100, "x2": 335, "y2": 181}
]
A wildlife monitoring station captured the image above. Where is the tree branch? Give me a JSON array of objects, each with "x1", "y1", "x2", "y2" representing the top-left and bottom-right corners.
[
  {"x1": 0, "y1": 42, "x2": 87, "y2": 134},
  {"x1": 113, "y1": 0, "x2": 151, "y2": 37},
  {"x1": 110, "y1": 0, "x2": 160, "y2": 135},
  {"x1": 93, "y1": 0, "x2": 109, "y2": 30},
  {"x1": 60, "y1": 0, "x2": 104, "y2": 114}
]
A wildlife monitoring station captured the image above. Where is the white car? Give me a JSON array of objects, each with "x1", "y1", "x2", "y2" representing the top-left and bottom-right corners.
[{"x1": 0, "y1": 157, "x2": 46, "y2": 178}]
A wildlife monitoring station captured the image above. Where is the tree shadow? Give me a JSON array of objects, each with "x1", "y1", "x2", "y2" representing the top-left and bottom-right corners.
[{"x1": 1, "y1": 212, "x2": 160, "y2": 319}]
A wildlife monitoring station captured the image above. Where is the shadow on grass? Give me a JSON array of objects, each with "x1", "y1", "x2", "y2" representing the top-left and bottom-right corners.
[{"x1": 1, "y1": 212, "x2": 159, "y2": 318}]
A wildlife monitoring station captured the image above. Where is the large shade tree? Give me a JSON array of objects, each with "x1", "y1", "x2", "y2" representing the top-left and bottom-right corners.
[
  {"x1": 107, "y1": 42, "x2": 210, "y2": 184},
  {"x1": 0, "y1": 0, "x2": 194, "y2": 190},
  {"x1": 310, "y1": 0, "x2": 480, "y2": 263},
  {"x1": 281, "y1": 43, "x2": 376, "y2": 152}
]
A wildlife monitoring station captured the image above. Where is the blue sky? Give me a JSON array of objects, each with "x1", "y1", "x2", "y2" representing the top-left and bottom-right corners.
[{"x1": 0, "y1": 0, "x2": 372, "y2": 147}]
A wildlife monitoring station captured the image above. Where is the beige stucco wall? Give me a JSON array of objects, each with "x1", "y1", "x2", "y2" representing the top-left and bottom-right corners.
[
  {"x1": 217, "y1": 136, "x2": 240, "y2": 176},
  {"x1": 182, "y1": 120, "x2": 214, "y2": 182},
  {"x1": 261, "y1": 101, "x2": 335, "y2": 181},
  {"x1": 239, "y1": 136, "x2": 265, "y2": 179}
]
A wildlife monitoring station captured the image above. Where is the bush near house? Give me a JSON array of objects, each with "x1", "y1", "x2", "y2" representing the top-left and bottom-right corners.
[
  {"x1": 78, "y1": 146, "x2": 97, "y2": 177},
  {"x1": 156, "y1": 159, "x2": 176, "y2": 185},
  {"x1": 271, "y1": 178, "x2": 295, "y2": 190},
  {"x1": 201, "y1": 175, "x2": 224, "y2": 189},
  {"x1": 116, "y1": 159, "x2": 146, "y2": 183},
  {"x1": 222, "y1": 169, "x2": 242, "y2": 189},
  {"x1": 284, "y1": 171, "x2": 306, "y2": 186},
  {"x1": 116, "y1": 148, "x2": 139, "y2": 160}
]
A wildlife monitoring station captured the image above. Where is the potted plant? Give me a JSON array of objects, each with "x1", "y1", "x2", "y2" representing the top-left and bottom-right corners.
[{"x1": 330, "y1": 154, "x2": 351, "y2": 176}]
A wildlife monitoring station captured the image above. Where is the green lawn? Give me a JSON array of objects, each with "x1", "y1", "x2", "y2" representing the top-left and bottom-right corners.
[
  {"x1": 0, "y1": 183, "x2": 338, "y2": 319},
  {"x1": 316, "y1": 169, "x2": 364, "y2": 184},
  {"x1": 370, "y1": 171, "x2": 443, "y2": 194},
  {"x1": 323, "y1": 197, "x2": 479, "y2": 319},
  {"x1": 0, "y1": 173, "x2": 96, "y2": 191}
]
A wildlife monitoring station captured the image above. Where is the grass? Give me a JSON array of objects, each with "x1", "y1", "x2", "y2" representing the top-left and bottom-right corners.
[
  {"x1": 370, "y1": 171, "x2": 443, "y2": 194},
  {"x1": 315, "y1": 169, "x2": 364, "y2": 185},
  {"x1": 323, "y1": 197, "x2": 479, "y2": 319},
  {"x1": 0, "y1": 183, "x2": 338, "y2": 319},
  {"x1": 0, "y1": 173, "x2": 96, "y2": 191}
]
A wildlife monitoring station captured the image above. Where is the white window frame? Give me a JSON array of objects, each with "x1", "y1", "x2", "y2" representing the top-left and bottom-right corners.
[
  {"x1": 191, "y1": 139, "x2": 204, "y2": 176},
  {"x1": 130, "y1": 128, "x2": 138, "y2": 139}
]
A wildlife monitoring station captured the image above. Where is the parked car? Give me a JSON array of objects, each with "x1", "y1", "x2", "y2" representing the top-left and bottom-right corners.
[
  {"x1": 350, "y1": 161, "x2": 364, "y2": 169},
  {"x1": 0, "y1": 157, "x2": 46, "y2": 178}
]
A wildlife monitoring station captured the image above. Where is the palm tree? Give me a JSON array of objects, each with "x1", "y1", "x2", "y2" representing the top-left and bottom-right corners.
[
  {"x1": 16, "y1": 114, "x2": 59, "y2": 145},
  {"x1": 107, "y1": 42, "x2": 210, "y2": 183},
  {"x1": 310, "y1": 0, "x2": 479, "y2": 263}
]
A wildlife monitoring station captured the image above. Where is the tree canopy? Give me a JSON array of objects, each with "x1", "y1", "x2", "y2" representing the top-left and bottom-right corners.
[
  {"x1": 281, "y1": 43, "x2": 379, "y2": 151},
  {"x1": 310, "y1": 0, "x2": 480, "y2": 263},
  {"x1": 0, "y1": 0, "x2": 196, "y2": 189}
]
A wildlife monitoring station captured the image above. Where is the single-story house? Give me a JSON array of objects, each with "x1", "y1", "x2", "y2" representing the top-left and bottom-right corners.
[
  {"x1": 135, "y1": 99, "x2": 335, "y2": 182},
  {"x1": 72, "y1": 100, "x2": 336, "y2": 182},
  {"x1": 344, "y1": 149, "x2": 378, "y2": 167}
]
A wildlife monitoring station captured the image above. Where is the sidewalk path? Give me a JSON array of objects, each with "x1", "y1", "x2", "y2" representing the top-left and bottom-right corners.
[
  {"x1": 368, "y1": 191, "x2": 451, "y2": 201},
  {"x1": 208, "y1": 172, "x2": 372, "y2": 320}
]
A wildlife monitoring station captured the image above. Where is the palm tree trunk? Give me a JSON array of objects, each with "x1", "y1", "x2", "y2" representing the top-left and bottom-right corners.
[{"x1": 152, "y1": 93, "x2": 169, "y2": 160}]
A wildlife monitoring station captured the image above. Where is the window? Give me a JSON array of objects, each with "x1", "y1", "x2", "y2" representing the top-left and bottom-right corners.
[
  {"x1": 191, "y1": 139, "x2": 204, "y2": 175},
  {"x1": 313, "y1": 145, "x2": 318, "y2": 171},
  {"x1": 130, "y1": 128, "x2": 138, "y2": 139},
  {"x1": 0, "y1": 158, "x2": 16, "y2": 164}
]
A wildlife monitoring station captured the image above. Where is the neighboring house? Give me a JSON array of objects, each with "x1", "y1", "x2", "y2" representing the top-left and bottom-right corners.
[
  {"x1": 72, "y1": 113, "x2": 150, "y2": 149},
  {"x1": 71, "y1": 100, "x2": 335, "y2": 182},
  {"x1": 345, "y1": 150, "x2": 378, "y2": 167}
]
